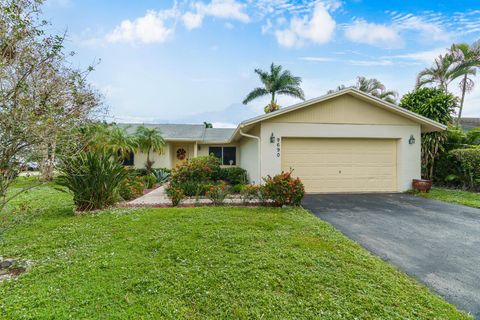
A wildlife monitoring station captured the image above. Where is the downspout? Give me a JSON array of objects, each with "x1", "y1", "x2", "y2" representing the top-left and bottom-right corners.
[{"x1": 240, "y1": 127, "x2": 261, "y2": 185}]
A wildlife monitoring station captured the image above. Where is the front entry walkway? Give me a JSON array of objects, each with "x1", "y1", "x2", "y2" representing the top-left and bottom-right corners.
[
  {"x1": 126, "y1": 186, "x2": 256, "y2": 207},
  {"x1": 303, "y1": 193, "x2": 480, "y2": 319}
]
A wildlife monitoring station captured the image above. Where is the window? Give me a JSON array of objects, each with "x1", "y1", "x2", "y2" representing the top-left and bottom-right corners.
[
  {"x1": 122, "y1": 151, "x2": 134, "y2": 166},
  {"x1": 208, "y1": 146, "x2": 236, "y2": 165}
]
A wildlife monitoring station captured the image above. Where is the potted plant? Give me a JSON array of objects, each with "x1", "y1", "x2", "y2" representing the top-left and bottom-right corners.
[{"x1": 412, "y1": 179, "x2": 433, "y2": 193}]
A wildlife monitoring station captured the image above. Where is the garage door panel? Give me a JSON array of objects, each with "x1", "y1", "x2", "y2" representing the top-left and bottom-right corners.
[{"x1": 281, "y1": 138, "x2": 397, "y2": 193}]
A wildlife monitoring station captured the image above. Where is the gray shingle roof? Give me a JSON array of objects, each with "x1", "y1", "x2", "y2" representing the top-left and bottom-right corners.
[
  {"x1": 118, "y1": 123, "x2": 234, "y2": 142},
  {"x1": 204, "y1": 128, "x2": 235, "y2": 142}
]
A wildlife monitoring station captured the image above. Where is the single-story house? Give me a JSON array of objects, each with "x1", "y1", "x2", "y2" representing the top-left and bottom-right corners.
[{"x1": 121, "y1": 88, "x2": 446, "y2": 193}]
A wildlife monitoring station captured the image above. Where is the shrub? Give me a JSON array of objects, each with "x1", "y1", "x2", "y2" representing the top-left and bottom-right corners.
[
  {"x1": 205, "y1": 182, "x2": 229, "y2": 205},
  {"x1": 240, "y1": 184, "x2": 260, "y2": 204},
  {"x1": 57, "y1": 152, "x2": 129, "y2": 211},
  {"x1": 171, "y1": 155, "x2": 221, "y2": 183},
  {"x1": 261, "y1": 171, "x2": 305, "y2": 207},
  {"x1": 174, "y1": 181, "x2": 207, "y2": 197},
  {"x1": 165, "y1": 186, "x2": 185, "y2": 207},
  {"x1": 449, "y1": 148, "x2": 480, "y2": 190},
  {"x1": 119, "y1": 176, "x2": 144, "y2": 201},
  {"x1": 219, "y1": 167, "x2": 248, "y2": 185},
  {"x1": 142, "y1": 174, "x2": 157, "y2": 189},
  {"x1": 231, "y1": 183, "x2": 246, "y2": 194}
]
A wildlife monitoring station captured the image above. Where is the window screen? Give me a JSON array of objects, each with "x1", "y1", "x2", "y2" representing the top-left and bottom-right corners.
[
  {"x1": 208, "y1": 147, "x2": 222, "y2": 160},
  {"x1": 222, "y1": 147, "x2": 236, "y2": 165}
]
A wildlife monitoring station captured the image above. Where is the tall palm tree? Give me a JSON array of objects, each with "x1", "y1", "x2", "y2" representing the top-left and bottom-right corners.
[
  {"x1": 327, "y1": 77, "x2": 398, "y2": 104},
  {"x1": 135, "y1": 125, "x2": 165, "y2": 172},
  {"x1": 243, "y1": 63, "x2": 305, "y2": 113},
  {"x1": 449, "y1": 41, "x2": 480, "y2": 123},
  {"x1": 416, "y1": 53, "x2": 474, "y2": 94}
]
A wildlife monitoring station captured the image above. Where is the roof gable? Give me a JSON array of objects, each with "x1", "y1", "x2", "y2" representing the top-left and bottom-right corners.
[
  {"x1": 265, "y1": 93, "x2": 417, "y2": 126},
  {"x1": 239, "y1": 88, "x2": 446, "y2": 133}
]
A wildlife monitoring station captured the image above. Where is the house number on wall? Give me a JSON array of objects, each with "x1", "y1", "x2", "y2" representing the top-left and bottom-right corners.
[{"x1": 276, "y1": 138, "x2": 281, "y2": 158}]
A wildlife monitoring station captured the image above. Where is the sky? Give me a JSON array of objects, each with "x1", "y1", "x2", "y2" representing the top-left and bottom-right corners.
[{"x1": 43, "y1": 0, "x2": 480, "y2": 127}]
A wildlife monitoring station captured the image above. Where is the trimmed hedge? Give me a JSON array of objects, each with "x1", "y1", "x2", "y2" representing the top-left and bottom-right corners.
[{"x1": 449, "y1": 147, "x2": 480, "y2": 191}]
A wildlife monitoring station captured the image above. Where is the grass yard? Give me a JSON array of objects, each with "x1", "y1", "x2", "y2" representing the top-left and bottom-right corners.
[
  {"x1": 0, "y1": 179, "x2": 471, "y2": 319},
  {"x1": 417, "y1": 187, "x2": 480, "y2": 208}
]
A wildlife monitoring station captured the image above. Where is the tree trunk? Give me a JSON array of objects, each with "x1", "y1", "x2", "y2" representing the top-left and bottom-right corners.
[
  {"x1": 457, "y1": 74, "x2": 467, "y2": 126},
  {"x1": 40, "y1": 139, "x2": 56, "y2": 181}
]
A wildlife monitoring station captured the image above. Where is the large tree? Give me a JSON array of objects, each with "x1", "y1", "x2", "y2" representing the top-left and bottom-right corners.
[
  {"x1": 0, "y1": 0, "x2": 103, "y2": 211},
  {"x1": 400, "y1": 88, "x2": 458, "y2": 180},
  {"x1": 328, "y1": 76, "x2": 398, "y2": 104},
  {"x1": 243, "y1": 63, "x2": 305, "y2": 113},
  {"x1": 448, "y1": 41, "x2": 480, "y2": 124}
]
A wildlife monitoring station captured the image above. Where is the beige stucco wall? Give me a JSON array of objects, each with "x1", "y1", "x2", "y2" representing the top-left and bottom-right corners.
[
  {"x1": 133, "y1": 142, "x2": 171, "y2": 169},
  {"x1": 259, "y1": 122, "x2": 421, "y2": 192}
]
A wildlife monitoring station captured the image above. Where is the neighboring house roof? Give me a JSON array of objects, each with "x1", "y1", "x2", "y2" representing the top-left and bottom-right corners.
[
  {"x1": 236, "y1": 88, "x2": 446, "y2": 134},
  {"x1": 459, "y1": 117, "x2": 480, "y2": 131},
  {"x1": 118, "y1": 123, "x2": 235, "y2": 143}
]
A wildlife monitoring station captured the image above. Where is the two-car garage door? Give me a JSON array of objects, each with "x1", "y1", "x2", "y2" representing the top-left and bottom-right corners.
[{"x1": 281, "y1": 138, "x2": 397, "y2": 193}]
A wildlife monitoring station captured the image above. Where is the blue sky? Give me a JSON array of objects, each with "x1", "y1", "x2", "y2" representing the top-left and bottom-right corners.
[{"x1": 43, "y1": 0, "x2": 480, "y2": 127}]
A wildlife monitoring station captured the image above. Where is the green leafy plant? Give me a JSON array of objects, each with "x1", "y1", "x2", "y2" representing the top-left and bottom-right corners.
[
  {"x1": 57, "y1": 152, "x2": 129, "y2": 211},
  {"x1": 240, "y1": 184, "x2": 260, "y2": 204},
  {"x1": 119, "y1": 176, "x2": 144, "y2": 201},
  {"x1": 219, "y1": 167, "x2": 248, "y2": 185},
  {"x1": 142, "y1": 174, "x2": 157, "y2": 189},
  {"x1": 152, "y1": 168, "x2": 171, "y2": 184},
  {"x1": 171, "y1": 155, "x2": 221, "y2": 183},
  {"x1": 174, "y1": 181, "x2": 207, "y2": 197},
  {"x1": 165, "y1": 186, "x2": 185, "y2": 207},
  {"x1": 449, "y1": 148, "x2": 480, "y2": 190},
  {"x1": 400, "y1": 88, "x2": 458, "y2": 179},
  {"x1": 261, "y1": 171, "x2": 305, "y2": 207},
  {"x1": 205, "y1": 182, "x2": 229, "y2": 205},
  {"x1": 231, "y1": 183, "x2": 246, "y2": 194}
]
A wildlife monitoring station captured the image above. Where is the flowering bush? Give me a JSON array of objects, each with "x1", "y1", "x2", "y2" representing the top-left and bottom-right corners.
[
  {"x1": 261, "y1": 171, "x2": 305, "y2": 207},
  {"x1": 171, "y1": 155, "x2": 221, "y2": 184},
  {"x1": 165, "y1": 186, "x2": 185, "y2": 207},
  {"x1": 240, "y1": 184, "x2": 260, "y2": 204},
  {"x1": 205, "y1": 182, "x2": 229, "y2": 205}
]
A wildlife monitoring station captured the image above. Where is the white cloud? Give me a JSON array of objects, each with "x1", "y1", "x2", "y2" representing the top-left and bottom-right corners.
[
  {"x1": 182, "y1": 12, "x2": 203, "y2": 30},
  {"x1": 274, "y1": 2, "x2": 336, "y2": 48},
  {"x1": 299, "y1": 56, "x2": 334, "y2": 62},
  {"x1": 387, "y1": 47, "x2": 448, "y2": 64},
  {"x1": 344, "y1": 19, "x2": 403, "y2": 48},
  {"x1": 389, "y1": 12, "x2": 453, "y2": 42},
  {"x1": 182, "y1": 0, "x2": 250, "y2": 30},
  {"x1": 106, "y1": 9, "x2": 178, "y2": 44}
]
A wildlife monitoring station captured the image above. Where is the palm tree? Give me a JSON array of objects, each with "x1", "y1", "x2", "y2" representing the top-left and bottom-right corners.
[
  {"x1": 356, "y1": 77, "x2": 398, "y2": 103},
  {"x1": 243, "y1": 63, "x2": 305, "y2": 113},
  {"x1": 449, "y1": 41, "x2": 480, "y2": 123},
  {"x1": 84, "y1": 123, "x2": 137, "y2": 159},
  {"x1": 327, "y1": 77, "x2": 398, "y2": 104},
  {"x1": 135, "y1": 125, "x2": 165, "y2": 172}
]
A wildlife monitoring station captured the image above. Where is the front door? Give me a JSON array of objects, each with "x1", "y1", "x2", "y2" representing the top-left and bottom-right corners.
[{"x1": 174, "y1": 145, "x2": 189, "y2": 167}]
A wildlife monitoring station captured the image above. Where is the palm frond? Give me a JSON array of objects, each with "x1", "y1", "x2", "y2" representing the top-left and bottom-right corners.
[{"x1": 242, "y1": 87, "x2": 269, "y2": 104}]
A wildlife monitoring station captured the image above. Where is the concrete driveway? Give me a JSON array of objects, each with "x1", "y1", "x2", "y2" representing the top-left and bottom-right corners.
[{"x1": 303, "y1": 193, "x2": 480, "y2": 318}]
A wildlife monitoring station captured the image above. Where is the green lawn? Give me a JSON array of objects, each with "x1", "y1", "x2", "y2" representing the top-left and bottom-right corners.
[
  {"x1": 0, "y1": 179, "x2": 471, "y2": 319},
  {"x1": 417, "y1": 187, "x2": 480, "y2": 208}
]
